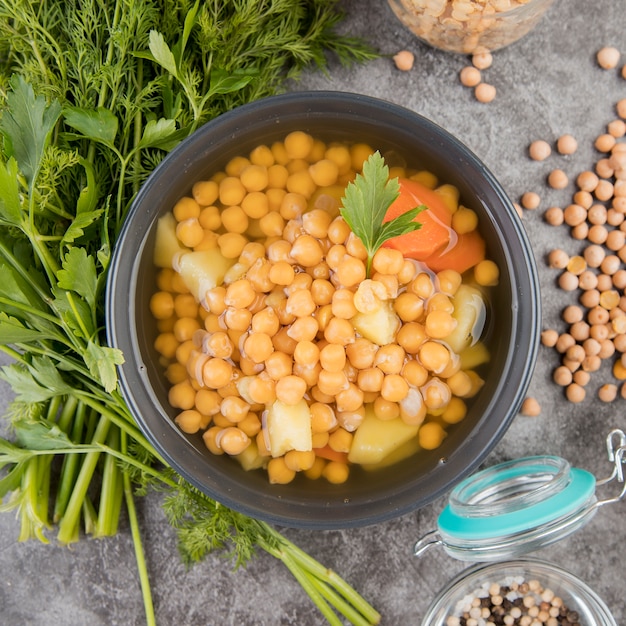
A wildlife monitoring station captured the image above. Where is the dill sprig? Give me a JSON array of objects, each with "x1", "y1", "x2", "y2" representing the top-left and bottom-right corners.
[{"x1": 0, "y1": 1, "x2": 379, "y2": 624}]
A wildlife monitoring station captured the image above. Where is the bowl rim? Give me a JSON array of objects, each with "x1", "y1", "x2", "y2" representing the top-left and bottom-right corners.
[{"x1": 105, "y1": 90, "x2": 541, "y2": 529}]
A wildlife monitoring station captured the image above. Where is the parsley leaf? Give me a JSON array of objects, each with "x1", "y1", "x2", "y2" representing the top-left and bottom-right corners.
[{"x1": 340, "y1": 151, "x2": 424, "y2": 274}]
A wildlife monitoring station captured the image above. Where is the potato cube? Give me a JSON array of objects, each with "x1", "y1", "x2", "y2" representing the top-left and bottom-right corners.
[
  {"x1": 265, "y1": 399, "x2": 312, "y2": 458},
  {"x1": 351, "y1": 300, "x2": 400, "y2": 346},
  {"x1": 175, "y1": 249, "x2": 234, "y2": 303},
  {"x1": 153, "y1": 213, "x2": 189, "y2": 268},
  {"x1": 348, "y1": 404, "x2": 419, "y2": 465}
]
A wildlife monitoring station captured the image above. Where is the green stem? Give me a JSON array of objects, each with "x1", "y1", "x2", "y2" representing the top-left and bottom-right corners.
[
  {"x1": 56, "y1": 414, "x2": 111, "y2": 544},
  {"x1": 54, "y1": 401, "x2": 89, "y2": 522},
  {"x1": 122, "y1": 430, "x2": 156, "y2": 626},
  {"x1": 278, "y1": 548, "x2": 344, "y2": 626},
  {"x1": 259, "y1": 527, "x2": 381, "y2": 625},
  {"x1": 95, "y1": 425, "x2": 123, "y2": 537}
]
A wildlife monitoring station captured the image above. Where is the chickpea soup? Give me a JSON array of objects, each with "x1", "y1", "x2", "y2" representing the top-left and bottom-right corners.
[{"x1": 149, "y1": 131, "x2": 498, "y2": 486}]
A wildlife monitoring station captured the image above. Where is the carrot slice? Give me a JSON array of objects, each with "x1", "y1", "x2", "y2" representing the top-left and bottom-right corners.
[
  {"x1": 382, "y1": 178, "x2": 454, "y2": 261},
  {"x1": 420, "y1": 229, "x2": 486, "y2": 274},
  {"x1": 313, "y1": 445, "x2": 349, "y2": 464}
]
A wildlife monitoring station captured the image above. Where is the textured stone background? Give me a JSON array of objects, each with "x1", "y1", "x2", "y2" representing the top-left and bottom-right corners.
[{"x1": 1, "y1": 0, "x2": 625, "y2": 624}]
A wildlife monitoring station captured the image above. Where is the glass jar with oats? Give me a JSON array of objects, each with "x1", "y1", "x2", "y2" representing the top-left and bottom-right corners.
[{"x1": 387, "y1": 0, "x2": 556, "y2": 54}]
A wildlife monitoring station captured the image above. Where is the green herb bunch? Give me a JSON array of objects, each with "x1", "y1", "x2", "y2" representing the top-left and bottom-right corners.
[{"x1": 0, "y1": 1, "x2": 380, "y2": 624}]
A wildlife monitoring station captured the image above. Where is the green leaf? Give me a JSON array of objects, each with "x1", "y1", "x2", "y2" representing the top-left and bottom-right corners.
[
  {"x1": 0, "y1": 76, "x2": 62, "y2": 188},
  {"x1": 175, "y1": 0, "x2": 201, "y2": 64},
  {"x1": 76, "y1": 158, "x2": 99, "y2": 214},
  {"x1": 52, "y1": 288, "x2": 94, "y2": 339},
  {"x1": 340, "y1": 152, "x2": 422, "y2": 274},
  {"x1": 138, "y1": 118, "x2": 178, "y2": 149},
  {"x1": 63, "y1": 107, "x2": 118, "y2": 146},
  {"x1": 208, "y1": 68, "x2": 256, "y2": 96},
  {"x1": 149, "y1": 30, "x2": 179, "y2": 78},
  {"x1": 0, "y1": 312, "x2": 55, "y2": 344},
  {"x1": 14, "y1": 420, "x2": 74, "y2": 451},
  {"x1": 0, "y1": 157, "x2": 23, "y2": 225},
  {"x1": 84, "y1": 342, "x2": 124, "y2": 393},
  {"x1": 371, "y1": 206, "x2": 425, "y2": 250},
  {"x1": 0, "y1": 263, "x2": 46, "y2": 313},
  {"x1": 0, "y1": 360, "x2": 70, "y2": 403},
  {"x1": 57, "y1": 247, "x2": 97, "y2": 309},
  {"x1": 61, "y1": 210, "x2": 104, "y2": 246},
  {"x1": 0, "y1": 439, "x2": 34, "y2": 468}
]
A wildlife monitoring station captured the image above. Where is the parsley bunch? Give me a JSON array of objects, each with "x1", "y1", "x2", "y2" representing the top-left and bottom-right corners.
[{"x1": 0, "y1": 1, "x2": 380, "y2": 624}]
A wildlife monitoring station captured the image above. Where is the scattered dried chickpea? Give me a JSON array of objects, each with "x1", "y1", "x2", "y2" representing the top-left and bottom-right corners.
[
  {"x1": 547, "y1": 169, "x2": 568, "y2": 190},
  {"x1": 393, "y1": 50, "x2": 414, "y2": 71},
  {"x1": 474, "y1": 82, "x2": 496, "y2": 104},
  {"x1": 520, "y1": 397, "x2": 541, "y2": 417},
  {"x1": 471, "y1": 52, "x2": 492, "y2": 70},
  {"x1": 459, "y1": 66, "x2": 481, "y2": 87},
  {"x1": 528, "y1": 140, "x2": 551, "y2": 161},
  {"x1": 520, "y1": 191, "x2": 540, "y2": 210},
  {"x1": 556, "y1": 134, "x2": 578, "y2": 155},
  {"x1": 597, "y1": 46, "x2": 621, "y2": 70}
]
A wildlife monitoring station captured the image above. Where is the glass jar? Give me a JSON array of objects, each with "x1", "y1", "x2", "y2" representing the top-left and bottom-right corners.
[
  {"x1": 386, "y1": 0, "x2": 557, "y2": 54},
  {"x1": 421, "y1": 559, "x2": 617, "y2": 626}
]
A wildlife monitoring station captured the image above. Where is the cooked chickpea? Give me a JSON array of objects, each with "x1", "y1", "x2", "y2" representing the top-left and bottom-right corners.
[
  {"x1": 380, "y1": 374, "x2": 409, "y2": 402},
  {"x1": 425, "y1": 310, "x2": 457, "y2": 339},
  {"x1": 202, "y1": 357, "x2": 233, "y2": 389},
  {"x1": 267, "y1": 457, "x2": 296, "y2": 484},
  {"x1": 322, "y1": 461, "x2": 350, "y2": 484},
  {"x1": 418, "y1": 422, "x2": 446, "y2": 450},
  {"x1": 150, "y1": 291, "x2": 175, "y2": 319},
  {"x1": 284, "y1": 450, "x2": 316, "y2": 472},
  {"x1": 275, "y1": 375, "x2": 307, "y2": 405},
  {"x1": 174, "y1": 409, "x2": 203, "y2": 434},
  {"x1": 474, "y1": 259, "x2": 500, "y2": 286},
  {"x1": 335, "y1": 255, "x2": 366, "y2": 288}
]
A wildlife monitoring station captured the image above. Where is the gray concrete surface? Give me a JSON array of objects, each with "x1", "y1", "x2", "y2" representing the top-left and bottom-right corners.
[{"x1": 1, "y1": 0, "x2": 626, "y2": 624}]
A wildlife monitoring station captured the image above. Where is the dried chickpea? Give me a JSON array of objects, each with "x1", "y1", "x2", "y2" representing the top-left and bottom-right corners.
[
  {"x1": 566, "y1": 383, "x2": 586, "y2": 403},
  {"x1": 548, "y1": 249, "x2": 569, "y2": 269},
  {"x1": 557, "y1": 134, "x2": 578, "y2": 155},
  {"x1": 474, "y1": 82, "x2": 496, "y2": 104},
  {"x1": 548, "y1": 169, "x2": 568, "y2": 190},
  {"x1": 529, "y1": 140, "x2": 551, "y2": 161},
  {"x1": 459, "y1": 65, "x2": 481, "y2": 87},
  {"x1": 541, "y1": 329, "x2": 559, "y2": 347},
  {"x1": 521, "y1": 191, "x2": 540, "y2": 210},
  {"x1": 558, "y1": 271, "x2": 579, "y2": 291},
  {"x1": 472, "y1": 52, "x2": 492, "y2": 70},
  {"x1": 544, "y1": 206, "x2": 564, "y2": 226},
  {"x1": 563, "y1": 203, "x2": 586, "y2": 226},
  {"x1": 598, "y1": 383, "x2": 618, "y2": 403},
  {"x1": 597, "y1": 46, "x2": 621, "y2": 69},
  {"x1": 520, "y1": 397, "x2": 541, "y2": 417}
]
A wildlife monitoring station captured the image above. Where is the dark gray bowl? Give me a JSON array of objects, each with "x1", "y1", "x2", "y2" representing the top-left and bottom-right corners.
[{"x1": 106, "y1": 91, "x2": 540, "y2": 529}]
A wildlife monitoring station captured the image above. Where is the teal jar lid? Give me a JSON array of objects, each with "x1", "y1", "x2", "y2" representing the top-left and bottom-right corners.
[
  {"x1": 437, "y1": 456, "x2": 596, "y2": 542},
  {"x1": 414, "y1": 432, "x2": 626, "y2": 562}
]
